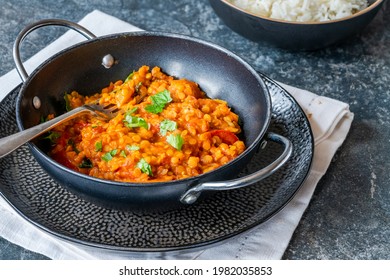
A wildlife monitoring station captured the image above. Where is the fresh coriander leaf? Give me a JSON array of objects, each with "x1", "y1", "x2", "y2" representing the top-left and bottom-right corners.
[
  {"x1": 124, "y1": 114, "x2": 148, "y2": 129},
  {"x1": 44, "y1": 131, "x2": 60, "y2": 143},
  {"x1": 79, "y1": 157, "x2": 93, "y2": 168},
  {"x1": 124, "y1": 71, "x2": 135, "y2": 83},
  {"x1": 126, "y1": 107, "x2": 138, "y2": 115},
  {"x1": 68, "y1": 138, "x2": 80, "y2": 154},
  {"x1": 167, "y1": 134, "x2": 184, "y2": 150},
  {"x1": 152, "y1": 89, "x2": 172, "y2": 105},
  {"x1": 145, "y1": 90, "x2": 172, "y2": 114},
  {"x1": 64, "y1": 93, "x2": 72, "y2": 111},
  {"x1": 126, "y1": 145, "x2": 140, "y2": 151},
  {"x1": 102, "y1": 149, "x2": 118, "y2": 162},
  {"x1": 145, "y1": 103, "x2": 164, "y2": 114},
  {"x1": 123, "y1": 108, "x2": 148, "y2": 129},
  {"x1": 160, "y1": 119, "x2": 177, "y2": 136},
  {"x1": 101, "y1": 152, "x2": 112, "y2": 162},
  {"x1": 136, "y1": 158, "x2": 153, "y2": 176},
  {"x1": 135, "y1": 82, "x2": 142, "y2": 92},
  {"x1": 120, "y1": 150, "x2": 126, "y2": 157},
  {"x1": 95, "y1": 141, "x2": 102, "y2": 152}
]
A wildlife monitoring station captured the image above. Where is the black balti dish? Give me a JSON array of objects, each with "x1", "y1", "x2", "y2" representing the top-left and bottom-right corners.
[
  {"x1": 0, "y1": 75, "x2": 313, "y2": 252},
  {"x1": 11, "y1": 19, "x2": 292, "y2": 210}
]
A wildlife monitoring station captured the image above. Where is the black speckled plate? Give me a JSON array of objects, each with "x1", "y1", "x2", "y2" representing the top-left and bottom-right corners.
[{"x1": 0, "y1": 74, "x2": 313, "y2": 253}]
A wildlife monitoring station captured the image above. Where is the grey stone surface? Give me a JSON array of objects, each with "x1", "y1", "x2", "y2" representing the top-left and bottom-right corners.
[{"x1": 0, "y1": 0, "x2": 389, "y2": 260}]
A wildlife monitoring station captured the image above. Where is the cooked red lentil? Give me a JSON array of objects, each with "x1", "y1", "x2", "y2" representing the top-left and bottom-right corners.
[{"x1": 48, "y1": 65, "x2": 245, "y2": 182}]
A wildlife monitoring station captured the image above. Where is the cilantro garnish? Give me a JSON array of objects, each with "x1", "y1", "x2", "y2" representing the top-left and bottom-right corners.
[
  {"x1": 127, "y1": 107, "x2": 138, "y2": 115},
  {"x1": 126, "y1": 145, "x2": 140, "y2": 151},
  {"x1": 64, "y1": 93, "x2": 72, "y2": 111},
  {"x1": 167, "y1": 134, "x2": 184, "y2": 150},
  {"x1": 135, "y1": 82, "x2": 142, "y2": 92},
  {"x1": 160, "y1": 119, "x2": 177, "y2": 136},
  {"x1": 124, "y1": 71, "x2": 135, "y2": 83},
  {"x1": 79, "y1": 157, "x2": 93, "y2": 168},
  {"x1": 44, "y1": 131, "x2": 60, "y2": 143},
  {"x1": 95, "y1": 141, "x2": 102, "y2": 152},
  {"x1": 40, "y1": 115, "x2": 50, "y2": 123},
  {"x1": 145, "y1": 90, "x2": 172, "y2": 114},
  {"x1": 102, "y1": 149, "x2": 118, "y2": 162},
  {"x1": 68, "y1": 139, "x2": 80, "y2": 154},
  {"x1": 123, "y1": 108, "x2": 148, "y2": 129},
  {"x1": 137, "y1": 158, "x2": 153, "y2": 176}
]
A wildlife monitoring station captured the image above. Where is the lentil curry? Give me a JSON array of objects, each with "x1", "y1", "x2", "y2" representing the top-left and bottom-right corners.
[{"x1": 48, "y1": 65, "x2": 245, "y2": 182}]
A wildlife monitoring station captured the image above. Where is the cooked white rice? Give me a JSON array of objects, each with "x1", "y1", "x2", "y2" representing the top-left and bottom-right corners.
[{"x1": 228, "y1": 0, "x2": 369, "y2": 22}]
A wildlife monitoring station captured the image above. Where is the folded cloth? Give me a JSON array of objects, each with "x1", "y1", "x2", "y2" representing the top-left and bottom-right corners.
[{"x1": 0, "y1": 10, "x2": 354, "y2": 260}]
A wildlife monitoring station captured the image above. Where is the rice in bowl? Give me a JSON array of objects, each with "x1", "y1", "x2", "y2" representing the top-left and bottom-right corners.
[{"x1": 228, "y1": 0, "x2": 369, "y2": 22}]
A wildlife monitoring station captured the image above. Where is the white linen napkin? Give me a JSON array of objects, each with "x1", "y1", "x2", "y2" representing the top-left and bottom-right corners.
[{"x1": 0, "y1": 10, "x2": 353, "y2": 260}]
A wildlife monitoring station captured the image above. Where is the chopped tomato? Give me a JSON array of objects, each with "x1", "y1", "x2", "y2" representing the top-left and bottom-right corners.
[
  {"x1": 51, "y1": 150, "x2": 77, "y2": 171},
  {"x1": 73, "y1": 120, "x2": 89, "y2": 132},
  {"x1": 208, "y1": 129, "x2": 239, "y2": 145}
]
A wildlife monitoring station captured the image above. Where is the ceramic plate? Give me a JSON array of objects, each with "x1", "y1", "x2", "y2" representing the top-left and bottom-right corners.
[{"x1": 0, "y1": 74, "x2": 313, "y2": 252}]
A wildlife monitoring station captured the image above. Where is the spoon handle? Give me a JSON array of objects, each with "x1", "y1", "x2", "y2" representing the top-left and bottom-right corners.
[{"x1": 0, "y1": 106, "x2": 88, "y2": 158}]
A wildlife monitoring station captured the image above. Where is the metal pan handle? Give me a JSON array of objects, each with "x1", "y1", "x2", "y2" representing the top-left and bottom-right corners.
[
  {"x1": 13, "y1": 19, "x2": 96, "y2": 82},
  {"x1": 180, "y1": 132, "x2": 293, "y2": 204}
]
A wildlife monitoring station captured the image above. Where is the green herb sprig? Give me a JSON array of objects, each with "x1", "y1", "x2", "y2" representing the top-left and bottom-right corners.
[
  {"x1": 123, "y1": 107, "x2": 148, "y2": 129},
  {"x1": 64, "y1": 93, "x2": 72, "y2": 111},
  {"x1": 95, "y1": 141, "x2": 102, "y2": 152},
  {"x1": 167, "y1": 134, "x2": 184, "y2": 150},
  {"x1": 102, "y1": 149, "x2": 118, "y2": 162},
  {"x1": 79, "y1": 157, "x2": 93, "y2": 168},
  {"x1": 44, "y1": 131, "x2": 60, "y2": 143},
  {"x1": 126, "y1": 145, "x2": 140, "y2": 151},
  {"x1": 124, "y1": 71, "x2": 135, "y2": 83},
  {"x1": 160, "y1": 119, "x2": 177, "y2": 136},
  {"x1": 137, "y1": 158, "x2": 153, "y2": 176},
  {"x1": 145, "y1": 90, "x2": 172, "y2": 114}
]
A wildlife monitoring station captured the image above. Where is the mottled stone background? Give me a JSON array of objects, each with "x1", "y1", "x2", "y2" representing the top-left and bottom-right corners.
[{"x1": 0, "y1": 0, "x2": 389, "y2": 259}]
